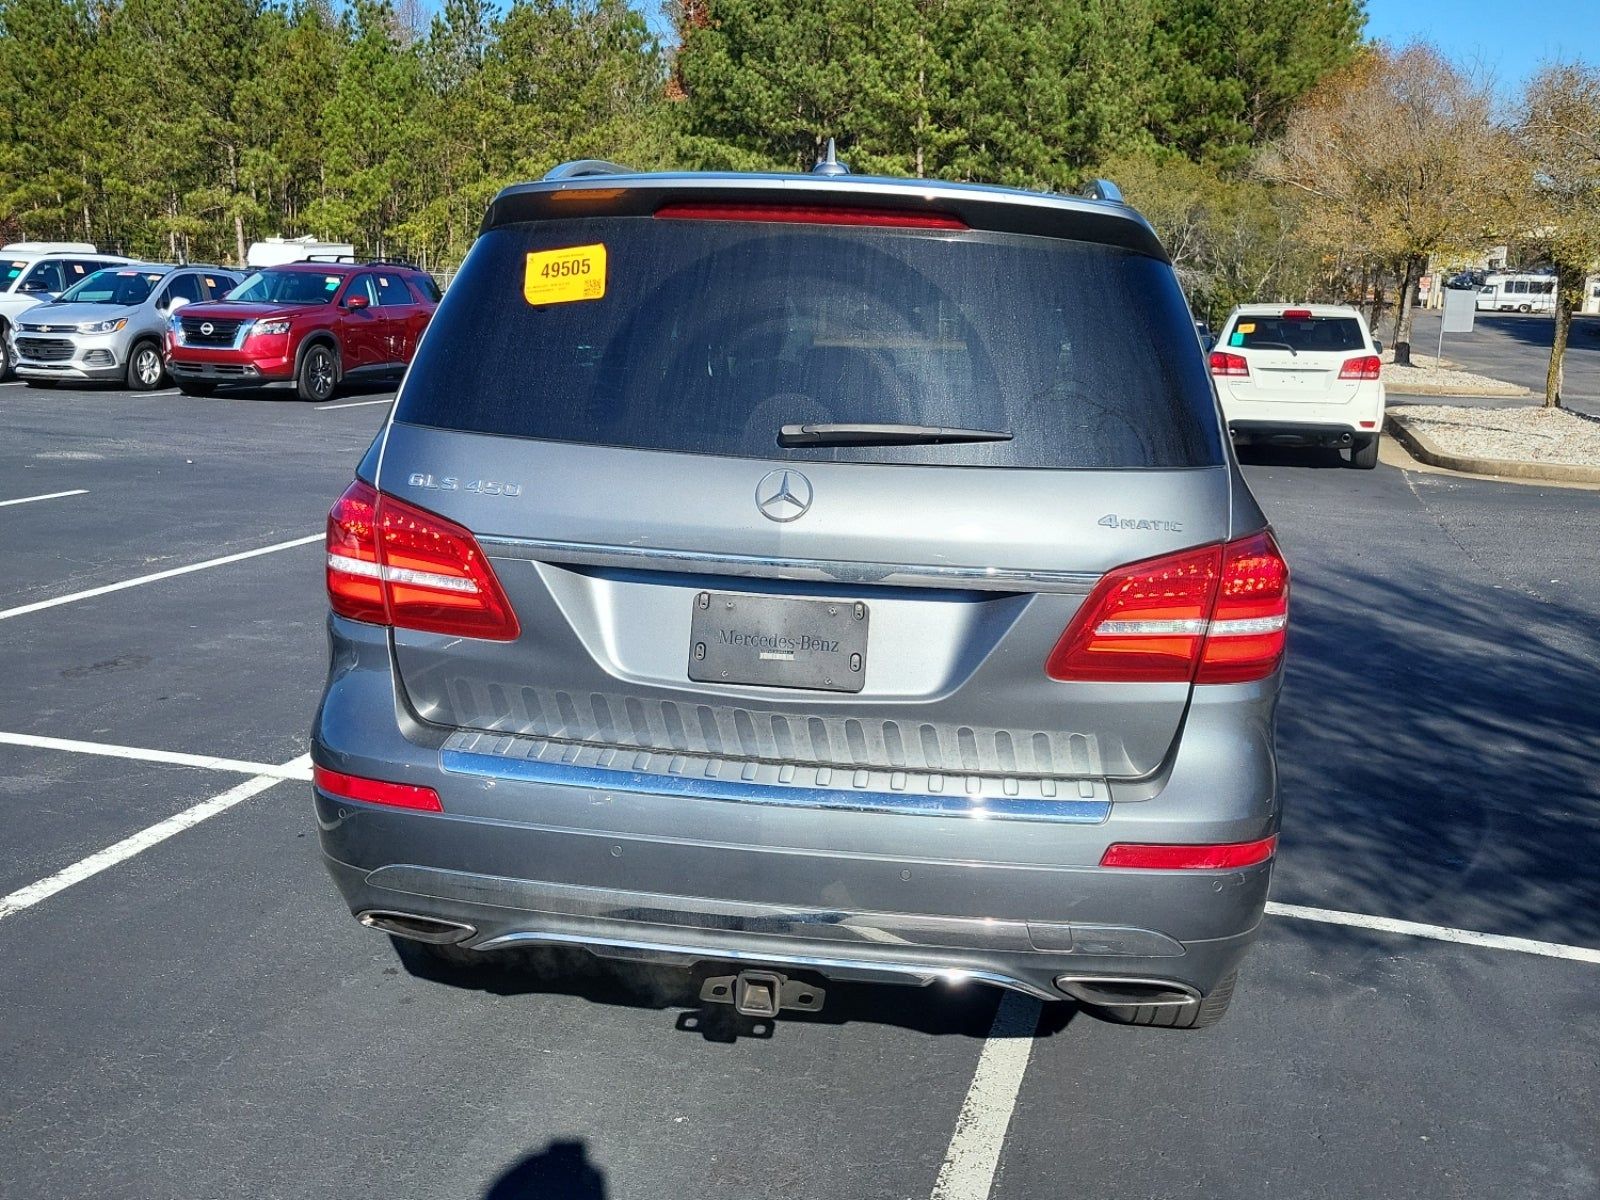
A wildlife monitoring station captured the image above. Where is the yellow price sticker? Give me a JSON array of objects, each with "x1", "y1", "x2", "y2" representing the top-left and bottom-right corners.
[
  {"x1": 1238, "y1": 322, "x2": 1256, "y2": 333},
  {"x1": 524, "y1": 243, "x2": 607, "y2": 306}
]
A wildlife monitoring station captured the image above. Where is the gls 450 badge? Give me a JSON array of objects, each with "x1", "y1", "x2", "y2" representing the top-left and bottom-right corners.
[
  {"x1": 407, "y1": 473, "x2": 523, "y2": 498},
  {"x1": 1099, "y1": 513, "x2": 1183, "y2": 532}
]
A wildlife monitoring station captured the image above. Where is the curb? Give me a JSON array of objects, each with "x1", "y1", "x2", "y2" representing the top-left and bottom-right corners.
[
  {"x1": 1385, "y1": 414, "x2": 1600, "y2": 484},
  {"x1": 1385, "y1": 383, "x2": 1530, "y2": 398}
]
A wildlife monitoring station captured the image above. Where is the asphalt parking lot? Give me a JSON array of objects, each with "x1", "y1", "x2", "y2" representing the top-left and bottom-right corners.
[{"x1": 2, "y1": 379, "x2": 1597, "y2": 1200}]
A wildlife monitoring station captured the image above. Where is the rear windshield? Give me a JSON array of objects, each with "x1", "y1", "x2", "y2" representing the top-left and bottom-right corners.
[
  {"x1": 1228, "y1": 315, "x2": 1365, "y2": 353},
  {"x1": 398, "y1": 216, "x2": 1223, "y2": 468}
]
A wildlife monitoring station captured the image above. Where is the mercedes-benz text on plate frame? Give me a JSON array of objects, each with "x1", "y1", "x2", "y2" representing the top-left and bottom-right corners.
[
  {"x1": 311, "y1": 166, "x2": 1286, "y2": 1031},
  {"x1": 689, "y1": 591, "x2": 869, "y2": 693},
  {"x1": 756, "y1": 469, "x2": 812, "y2": 522}
]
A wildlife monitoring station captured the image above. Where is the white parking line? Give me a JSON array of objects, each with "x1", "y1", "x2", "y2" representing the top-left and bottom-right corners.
[
  {"x1": 317, "y1": 398, "x2": 393, "y2": 410},
  {"x1": 1266, "y1": 900, "x2": 1600, "y2": 965},
  {"x1": 0, "y1": 532, "x2": 321, "y2": 621},
  {"x1": 0, "y1": 731, "x2": 313, "y2": 780},
  {"x1": 0, "y1": 488, "x2": 88, "y2": 508},
  {"x1": 930, "y1": 992, "x2": 1042, "y2": 1200},
  {"x1": 0, "y1": 754, "x2": 310, "y2": 923}
]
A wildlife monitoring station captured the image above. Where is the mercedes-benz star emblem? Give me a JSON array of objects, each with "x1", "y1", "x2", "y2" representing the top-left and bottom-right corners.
[
  {"x1": 755, "y1": 469, "x2": 813, "y2": 523},
  {"x1": 199, "y1": 321, "x2": 214, "y2": 336}
]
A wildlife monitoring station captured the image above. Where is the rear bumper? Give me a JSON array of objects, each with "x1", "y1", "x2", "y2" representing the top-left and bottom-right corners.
[
  {"x1": 312, "y1": 618, "x2": 1281, "y2": 1003},
  {"x1": 1227, "y1": 419, "x2": 1377, "y2": 447}
]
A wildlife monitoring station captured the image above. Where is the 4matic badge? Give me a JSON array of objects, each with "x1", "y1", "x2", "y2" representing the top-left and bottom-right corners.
[{"x1": 1099, "y1": 513, "x2": 1184, "y2": 532}]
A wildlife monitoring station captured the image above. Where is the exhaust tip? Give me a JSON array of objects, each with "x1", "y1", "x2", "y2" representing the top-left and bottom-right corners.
[
  {"x1": 1054, "y1": 975, "x2": 1199, "y2": 1009},
  {"x1": 358, "y1": 910, "x2": 477, "y2": 945}
]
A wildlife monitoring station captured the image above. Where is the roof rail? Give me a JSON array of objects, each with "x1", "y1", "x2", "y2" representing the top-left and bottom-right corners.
[
  {"x1": 299, "y1": 254, "x2": 423, "y2": 271},
  {"x1": 1080, "y1": 178, "x2": 1124, "y2": 204},
  {"x1": 543, "y1": 159, "x2": 634, "y2": 182}
]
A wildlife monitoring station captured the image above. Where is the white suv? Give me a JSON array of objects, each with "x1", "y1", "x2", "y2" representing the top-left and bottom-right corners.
[{"x1": 1211, "y1": 304, "x2": 1386, "y2": 469}]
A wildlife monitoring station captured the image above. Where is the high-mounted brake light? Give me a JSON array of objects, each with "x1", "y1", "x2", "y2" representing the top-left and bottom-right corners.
[
  {"x1": 1209, "y1": 350, "x2": 1249, "y2": 377},
  {"x1": 313, "y1": 765, "x2": 442, "y2": 812},
  {"x1": 1046, "y1": 532, "x2": 1288, "y2": 685},
  {"x1": 326, "y1": 480, "x2": 520, "y2": 640},
  {"x1": 654, "y1": 202, "x2": 967, "y2": 230},
  {"x1": 1100, "y1": 835, "x2": 1277, "y2": 870},
  {"x1": 1282, "y1": 308, "x2": 1314, "y2": 320},
  {"x1": 1338, "y1": 354, "x2": 1382, "y2": 380}
]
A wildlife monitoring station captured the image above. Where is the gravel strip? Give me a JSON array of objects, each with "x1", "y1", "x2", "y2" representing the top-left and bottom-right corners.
[{"x1": 1389, "y1": 404, "x2": 1600, "y2": 467}]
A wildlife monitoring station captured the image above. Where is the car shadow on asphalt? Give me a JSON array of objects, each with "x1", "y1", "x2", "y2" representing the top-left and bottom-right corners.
[
  {"x1": 482, "y1": 1139, "x2": 608, "y2": 1199},
  {"x1": 1235, "y1": 445, "x2": 1353, "y2": 470},
  {"x1": 389, "y1": 936, "x2": 1078, "y2": 1042},
  {"x1": 1271, "y1": 555, "x2": 1600, "y2": 952}
]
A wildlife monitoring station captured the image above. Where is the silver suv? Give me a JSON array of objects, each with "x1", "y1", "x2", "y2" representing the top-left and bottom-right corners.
[
  {"x1": 312, "y1": 161, "x2": 1289, "y2": 1030},
  {"x1": 11, "y1": 263, "x2": 240, "y2": 390},
  {"x1": 0, "y1": 243, "x2": 132, "y2": 379}
]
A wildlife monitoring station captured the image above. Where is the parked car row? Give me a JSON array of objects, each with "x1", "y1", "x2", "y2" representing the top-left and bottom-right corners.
[{"x1": 0, "y1": 241, "x2": 442, "y2": 399}]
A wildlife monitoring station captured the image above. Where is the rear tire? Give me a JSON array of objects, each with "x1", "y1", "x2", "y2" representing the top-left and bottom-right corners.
[
  {"x1": 176, "y1": 381, "x2": 217, "y2": 397},
  {"x1": 1094, "y1": 969, "x2": 1238, "y2": 1030},
  {"x1": 297, "y1": 343, "x2": 339, "y2": 402},
  {"x1": 1349, "y1": 434, "x2": 1380, "y2": 469},
  {"x1": 125, "y1": 340, "x2": 165, "y2": 390}
]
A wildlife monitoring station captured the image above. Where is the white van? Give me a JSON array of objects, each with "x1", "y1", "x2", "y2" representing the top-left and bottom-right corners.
[{"x1": 1476, "y1": 273, "x2": 1557, "y2": 313}]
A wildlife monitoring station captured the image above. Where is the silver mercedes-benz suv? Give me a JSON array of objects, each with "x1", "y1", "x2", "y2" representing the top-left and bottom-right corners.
[{"x1": 312, "y1": 159, "x2": 1288, "y2": 1030}]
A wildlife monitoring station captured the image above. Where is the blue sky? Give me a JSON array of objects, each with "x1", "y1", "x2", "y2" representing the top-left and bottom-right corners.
[{"x1": 1363, "y1": 0, "x2": 1598, "y2": 87}]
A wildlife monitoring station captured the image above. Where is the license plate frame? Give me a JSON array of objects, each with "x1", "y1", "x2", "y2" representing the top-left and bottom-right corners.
[{"x1": 688, "y1": 591, "x2": 869, "y2": 693}]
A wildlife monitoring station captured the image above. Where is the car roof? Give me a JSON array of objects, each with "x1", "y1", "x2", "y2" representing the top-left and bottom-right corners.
[
  {"x1": 1225, "y1": 303, "x2": 1365, "y2": 320},
  {"x1": 483, "y1": 170, "x2": 1168, "y2": 261}
]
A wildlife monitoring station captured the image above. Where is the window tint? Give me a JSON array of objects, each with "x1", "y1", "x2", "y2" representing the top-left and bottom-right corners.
[
  {"x1": 407, "y1": 274, "x2": 442, "y2": 303},
  {"x1": 1229, "y1": 316, "x2": 1365, "y2": 353},
  {"x1": 162, "y1": 273, "x2": 205, "y2": 308},
  {"x1": 374, "y1": 274, "x2": 411, "y2": 306},
  {"x1": 397, "y1": 218, "x2": 1223, "y2": 469},
  {"x1": 69, "y1": 259, "x2": 112, "y2": 280},
  {"x1": 21, "y1": 261, "x2": 65, "y2": 292},
  {"x1": 201, "y1": 273, "x2": 240, "y2": 300},
  {"x1": 345, "y1": 275, "x2": 379, "y2": 306}
]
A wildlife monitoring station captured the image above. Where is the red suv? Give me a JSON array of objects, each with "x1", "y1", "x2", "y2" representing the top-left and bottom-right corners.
[{"x1": 166, "y1": 260, "x2": 440, "y2": 401}]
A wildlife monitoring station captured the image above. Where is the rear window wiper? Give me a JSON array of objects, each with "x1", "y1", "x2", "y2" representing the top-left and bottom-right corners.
[
  {"x1": 777, "y1": 422, "x2": 1014, "y2": 447},
  {"x1": 1246, "y1": 340, "x2": 1299, "y2": 356}
]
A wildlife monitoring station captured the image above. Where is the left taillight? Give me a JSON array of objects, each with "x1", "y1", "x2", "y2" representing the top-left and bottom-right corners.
[
  {"x1": 1046, "y1": 531, "x2": 1289, "y2": 685},
  {"x1": 326, "y1": 480, "x2": 520, "y2": 640}
]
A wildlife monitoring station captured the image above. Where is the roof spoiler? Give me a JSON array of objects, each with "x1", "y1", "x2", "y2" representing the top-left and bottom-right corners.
[
  {"x1": 1079, "y1": 178, "x2": 1124, "y2": 204},
  {"x1": 543, "y1": 159, "x2": 634, "y2": 181}
]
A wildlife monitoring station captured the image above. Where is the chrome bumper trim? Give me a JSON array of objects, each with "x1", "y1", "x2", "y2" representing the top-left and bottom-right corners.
[
  {"x1": 439, "y1": 747, "x2": 1112, "y2": 824},
  {"x1": 470, "y1": 929, "x2": 1066, "y2": 1002},
  {"x1": 476, "y1": 534, "x2": 1099, "y2": 595}
]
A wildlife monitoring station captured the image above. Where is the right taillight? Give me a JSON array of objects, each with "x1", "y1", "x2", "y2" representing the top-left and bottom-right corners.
[
  {"x1": 1338, "y1": 354, "x2": 1382, "y2": 380},
  {"x1": 1209, "y1": 350, "x2": 1249, "y2": 377},
  {"x1": 1047, "y1": 532, "x2": 1288, "y2": 685},
  {"x1": 1196, "y1": 531, "x2": 1290, "y2": 684},
  {"x1": 326, "y1": 480, "x2": 520, "y2": 640}
]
